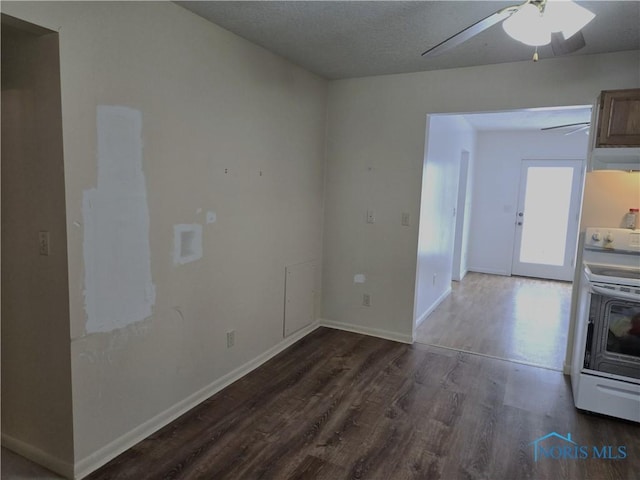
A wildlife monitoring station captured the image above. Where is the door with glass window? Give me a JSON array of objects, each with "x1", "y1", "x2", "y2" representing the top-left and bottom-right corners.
[{"x1": 512, "y1": 159, "x2": 583, "y2": 281}]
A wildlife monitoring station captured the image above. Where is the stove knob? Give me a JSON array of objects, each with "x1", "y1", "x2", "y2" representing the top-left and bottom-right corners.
[
  {"x1": 591, "y1": 232, "x2": 601, "y2": 242},
  {"x1": 604, "y1": 233, "x2": 614, "y2": 243}
]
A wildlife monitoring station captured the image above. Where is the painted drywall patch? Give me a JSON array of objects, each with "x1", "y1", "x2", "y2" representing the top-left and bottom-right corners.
[
  {"x1": 83, "y1": 106, "x2": 155, "y2": 334},
  {"x1": 173, "y1": 224, "x2": 203, "y2": 265},
  {"x1": 206, "y1": 211, "x2": 217, "y2": 224}
]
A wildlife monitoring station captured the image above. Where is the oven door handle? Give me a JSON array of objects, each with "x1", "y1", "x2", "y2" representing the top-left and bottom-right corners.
[{"x1": 591, "y1": 285, "x2": 640, "y2": 302}]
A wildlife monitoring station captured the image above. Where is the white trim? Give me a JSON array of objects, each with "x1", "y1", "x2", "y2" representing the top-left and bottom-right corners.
[
  {"x1": 454, "y1": 269, "x2": 469, "y2": 282},
  {"x1": 1, "y1": 433, "x2": 75, "y2": 479},
  {"x1": 319, "y1": 319, "x2": 413, "y2": 344},
  {"x1": 414, "y1": 286, "x2": 452, "y2": 328},
  {"x1": 467, "y1": 266, "x2": 511, "y2": 276},
  {"x1": 73, "y1": 321, "x2": 320, "y2": 479},
  {"x1": 563, "y1": 361, "x2": 572, "y2": 375}
]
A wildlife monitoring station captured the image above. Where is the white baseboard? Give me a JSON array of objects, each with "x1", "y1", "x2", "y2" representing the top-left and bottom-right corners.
[
  {"x1": 319, "y1": 319, "x2": 413, "y2": 344},
  {"x1": 1, "y1": 433, "x2": 75, "y2": 479},
  {"x1": 452, "y1": 268, "x2": 468, "y2": 282},
  {"x1": 414, "y1": 286, "x2": 452, "y2": 328},
  {"x1": 74, "y1": 321, "x2": 320, "y2": 479},
  {"x1": 468, "y1": 266, "x2": 510, "y2": 276}
]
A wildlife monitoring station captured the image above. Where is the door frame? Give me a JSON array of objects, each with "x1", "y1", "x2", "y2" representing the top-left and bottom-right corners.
[
  {"x1": 452, "y1": 150, "x2": 470, "y2": 281},
  {"x1": 510, "y1": 158, "x2": 584, "y2": 281}
]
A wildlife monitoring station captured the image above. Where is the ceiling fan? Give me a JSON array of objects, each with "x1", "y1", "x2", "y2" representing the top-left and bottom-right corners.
[
  {"x1": 541, "y1": 121, "x2": 591, "y2": 135},
  {"x1": 421, "y1": 0, "x2": 596, "y2": 61}
]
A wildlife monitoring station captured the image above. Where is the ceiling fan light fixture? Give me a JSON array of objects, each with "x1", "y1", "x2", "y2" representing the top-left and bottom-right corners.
[
  {"x1": 544, "y1": 0, "x2": 596, "y2": 40},
  {"x1": 502, "y1": 3, "x2": 552, "y2": 46},
  {"x1": 421, "y1": 0, "x2": 596, "y2": 59}
]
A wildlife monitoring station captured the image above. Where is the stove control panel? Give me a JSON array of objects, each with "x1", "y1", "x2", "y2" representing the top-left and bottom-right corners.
[{"x1": 585, "y1": 227, "x2": 640, "y2": 253}]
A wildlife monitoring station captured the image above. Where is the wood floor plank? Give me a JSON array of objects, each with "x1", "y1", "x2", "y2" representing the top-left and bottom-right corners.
[
  {"x1": 415, "y1": 273, "x2": 572, "y2": 370},
  {"x1": 85, "y1": 328, "x2": 639, "y2": 480},
  {"x1": 285, "y1": 454, "x2": 345, "y2": 480},
  {"x1": 181, "y1": 335, "x2": 405, "y2": 480}
]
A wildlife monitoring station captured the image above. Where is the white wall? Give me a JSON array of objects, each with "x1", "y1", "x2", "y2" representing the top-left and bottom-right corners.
[
  {"x1": 468, "y1": 129, "x2": 589, "y2": 276},
  {"x1": 2, "y1": 2, "x2": 327, "y2": 477},
  {"x1": 323, "y1": 50, "x2": 640, "y2": 342},
  {"x1": 414, "y1": 115, "x2": 475, "y2": 327}
]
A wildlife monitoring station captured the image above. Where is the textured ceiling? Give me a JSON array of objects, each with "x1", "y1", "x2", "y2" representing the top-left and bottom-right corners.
[{"x1": 178, "y1": 1, "x2": 640, "y2": 80}]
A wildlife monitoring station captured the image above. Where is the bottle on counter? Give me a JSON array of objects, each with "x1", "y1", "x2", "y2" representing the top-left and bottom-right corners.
[{"x1": 624, "y1": 208, "x2": 639, "y2": 229}]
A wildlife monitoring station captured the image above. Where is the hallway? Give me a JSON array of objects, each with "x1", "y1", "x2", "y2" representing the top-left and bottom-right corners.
[{"x1": 414, "y1": 272, "x2": 572, "y2": 370}]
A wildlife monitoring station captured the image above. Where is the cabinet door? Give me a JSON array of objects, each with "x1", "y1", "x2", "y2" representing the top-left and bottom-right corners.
[{"x1": 597, "y1": 89, "x2": 640, "y2": 147}]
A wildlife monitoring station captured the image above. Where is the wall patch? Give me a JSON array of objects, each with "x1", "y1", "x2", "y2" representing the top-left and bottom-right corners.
[{"x1": 83, "y1": 106, "x2": 155, "y2": 334}]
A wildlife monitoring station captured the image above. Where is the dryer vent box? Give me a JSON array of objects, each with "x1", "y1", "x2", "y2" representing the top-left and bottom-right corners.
[{"x1": 174, "y1": 224, "x2": 202, "y2": 265}]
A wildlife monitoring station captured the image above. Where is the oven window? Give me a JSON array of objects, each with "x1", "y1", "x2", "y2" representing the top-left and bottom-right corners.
[
  {"x1": 606, "y1": 304, "x2": 640, "y2": 359},
  {"x1": 587, "y1": 295, "x2": 640, "y2": 379}
]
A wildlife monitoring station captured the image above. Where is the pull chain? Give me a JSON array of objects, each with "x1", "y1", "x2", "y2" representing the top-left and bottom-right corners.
[{"x1": 533, "y1": 46, "x2": 539, "y2": 62}]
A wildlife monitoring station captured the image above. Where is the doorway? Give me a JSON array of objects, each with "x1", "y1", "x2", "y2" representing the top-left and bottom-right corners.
[
  {"x1": 1, "y1": 14, "x2": 74, "y2": 475},
  {"x1": 511, "y1": 159, "x2": 583, "y2": 281},
  {"x1": 413, "y1": 106, "x2": 589, "y2": 369}
]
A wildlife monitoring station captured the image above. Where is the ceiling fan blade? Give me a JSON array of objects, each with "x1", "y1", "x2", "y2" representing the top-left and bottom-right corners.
[
  {"x1": 564, "y1": 125, "x2": 590, "y2": 136},
  {"x1": 422, "y1": 4, "x2": 521, "y2": 57},
  {"x1": 541, "y1": 122, "x2": 590, "y2": 131},
  {"x1": 550, "y1": 30, "x2": 586, "y2": 56}
]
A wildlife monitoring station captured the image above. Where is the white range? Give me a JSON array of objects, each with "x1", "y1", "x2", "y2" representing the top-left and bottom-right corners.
[{"x1": 571, "y1": 227, "x2": 640, "y2": 422}]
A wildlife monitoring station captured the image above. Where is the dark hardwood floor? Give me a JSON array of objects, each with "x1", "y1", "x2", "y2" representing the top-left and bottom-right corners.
[{"x1": 85, "y1": 327, "x2": 639, "y2": 480}]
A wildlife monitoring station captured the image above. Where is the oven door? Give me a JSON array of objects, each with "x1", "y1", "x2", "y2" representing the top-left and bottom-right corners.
[{"x1": 586, "y1": 284, "x2": 640, "y2": 380}]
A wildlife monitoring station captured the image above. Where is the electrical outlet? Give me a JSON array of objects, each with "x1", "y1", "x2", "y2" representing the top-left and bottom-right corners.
[
  {"x1": 363, "y1": 293, "x2": 371, "y2": 307},
  {"x1": 226, "y1": 330, "x2": 235, "y2": 348},
  {"x1": 366, "y1": 209, "x2": 375, "y2": 224},
  {"x1": 38, "y1": 231, "x2": 50, "y2": 256},
  {"x1": 401, "y1": 212, "x2": 410, "y2": 227}
]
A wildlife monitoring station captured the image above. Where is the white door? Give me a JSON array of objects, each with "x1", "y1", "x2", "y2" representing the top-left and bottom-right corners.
[{"x1": 512, "y1": 159, "x2": 583, "y2": 281}]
